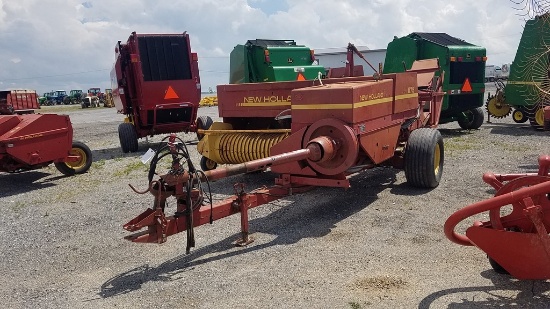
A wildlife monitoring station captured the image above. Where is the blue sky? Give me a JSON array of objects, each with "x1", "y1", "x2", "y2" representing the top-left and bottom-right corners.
[{"x1": 0, "y1": 0, "x2": 531, "y2": 94}]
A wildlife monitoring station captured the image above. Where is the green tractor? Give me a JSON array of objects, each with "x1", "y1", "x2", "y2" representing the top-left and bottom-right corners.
[
  {"x1": 485, "y1": 14, "x2": 550, "y2": 128},
  {"x1": 38, "y1": 92, "x2": 51, "y2": 106},
  {"x1": 64, "y1": 90, "x2": 84, "y2": 105},
  {"x1": 383, "y1": 33, "x2": 487, "y2": 129}
]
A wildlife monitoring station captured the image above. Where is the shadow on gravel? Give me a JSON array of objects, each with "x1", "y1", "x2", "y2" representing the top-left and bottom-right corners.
[
  {"x1": 99, "y1": 168, "x2": 416, "y2": 298},
  {"x1": 0, "y1": 171, "x2": 59, "y2": 198},
  {"x1": 91, "y1": 147, "x2": 138, "y2": 161},
  {"x1": 482, "y1": 122, "x2": 547, "y2": 137},
  {"x1": 418, "y1": 270, "x2": 550, "y2": 308},
  {"x1": 92, "y1": 140, "x2": 200, "y2": 162}
]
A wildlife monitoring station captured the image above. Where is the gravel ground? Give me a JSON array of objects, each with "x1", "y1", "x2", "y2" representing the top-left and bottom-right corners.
[{"x1": 2, "y1": 85, "x2": 550, "y2": 309}]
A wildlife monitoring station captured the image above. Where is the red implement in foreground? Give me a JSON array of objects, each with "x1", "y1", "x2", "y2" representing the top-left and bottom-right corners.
[
  {"x1": 445, "y1": 155, "x2": 550, "y2": 280},
  {"x1": 124, "y1": 64, "x2": 445, "y2": 252}
]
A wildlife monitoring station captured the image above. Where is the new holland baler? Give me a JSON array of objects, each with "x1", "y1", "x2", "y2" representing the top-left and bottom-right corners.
[{"x1": 111, "y1": 32, "x2": 213, "y2": 153}]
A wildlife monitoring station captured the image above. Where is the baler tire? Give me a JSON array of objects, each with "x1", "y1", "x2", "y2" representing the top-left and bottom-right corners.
[
  {"x1": 458, "y1": 107, "x2": 484, "y2": 130},
  {"x1": 200, "y1": 156, "x2": 217, "y2": 171},
  {"x1": 118, "y1": 123, "x2": 139, "y2": 153},
  {"x1": 196, "y1": 116, "x2": 213, "y2": 141},
  {"x1": 54, "y1": 141, "x2": 93, "y2": 176},
  {"x1": 488, "y1": 257, "x2": 509, "y2": 275},
  {"x1": 404, "y1": 128, "x2": 444, "y2": 188}
]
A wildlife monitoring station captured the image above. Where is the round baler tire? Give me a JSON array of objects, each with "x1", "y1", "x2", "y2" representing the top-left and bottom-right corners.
[
  {"x1": 404, "y1": 128, "x2": 444, "y2": 188},
  {"x1": 458, "y1": 107, "x2": 484, "y2": 130},
  {"x1": 196, "y1": 116, "x2": 213, "y2": 141},
  {"x1": 54, "y1": 141, "x2": 93, "y2": 176},
  {"x1": 118, "y1": 122, "x2": 139, "y2": 153}
]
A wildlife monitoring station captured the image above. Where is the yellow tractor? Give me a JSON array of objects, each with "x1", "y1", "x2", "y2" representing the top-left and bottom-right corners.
[{"x1": 104, "y1": 89, "x2": 115, "y2": 108}]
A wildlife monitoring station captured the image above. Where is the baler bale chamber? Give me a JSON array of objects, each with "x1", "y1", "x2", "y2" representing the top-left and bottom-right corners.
[
  {"x1": 123, "y1": 59, "x2": 446, "y2": 248},
  {"x1": 111, "y1": 32, "x2": 213, "y2": 153}
]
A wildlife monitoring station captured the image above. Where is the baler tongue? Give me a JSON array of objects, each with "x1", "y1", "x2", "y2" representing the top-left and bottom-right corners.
[{"x1": 123, "y1": 208, "x2": 167, "y2": 244}]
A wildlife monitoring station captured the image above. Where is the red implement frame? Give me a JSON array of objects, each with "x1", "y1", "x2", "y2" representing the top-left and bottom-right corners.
[{"x1": 444, "y1": 155, "x2": 550, "y2": 280}]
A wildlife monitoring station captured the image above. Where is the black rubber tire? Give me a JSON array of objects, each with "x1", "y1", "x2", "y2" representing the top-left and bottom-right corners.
[
  {"x1": 512, "y1": 109, "x2": 528, "y2": 123},
  {"x1": 529, "y1": 117, "x2": 543, "y2": 130},
  {"x1": 118, "y1": 122, "x2": 139, "y2": 153},
  {"x1": 404, "y1": 128, "x2": 444, "y2": 188},
  {"x1": 196, "y1": 116, "x2": 213, "y2": 141},
  {"x1": 458, "y1": 107, "x2": 484, "y2": 130},
  {"x1": 200, "y1": 156, "x2": 218, "y2": 171},
  {"x1": 54, "y1": 141, "x2": 93, "y2": 176},
  {"x1": 488, "y1": 256, "x2": 510, "y2": 275}
]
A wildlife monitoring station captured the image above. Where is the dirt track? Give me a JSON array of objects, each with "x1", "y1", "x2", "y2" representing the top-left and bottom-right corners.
[{"x1": 1, "y1": 95, "x2": 550, "y2": 308}]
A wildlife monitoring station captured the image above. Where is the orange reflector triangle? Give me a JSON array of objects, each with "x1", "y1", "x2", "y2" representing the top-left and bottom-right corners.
[
  {"x1": 297, "y1": 72, "x2": 306, "y2": 81},
  {"x1": 461, "y1": 78, "x2": 473, "y2": 92},
  {"x1": 164, "y1": 86, "x2": 179, "y2": 99}
]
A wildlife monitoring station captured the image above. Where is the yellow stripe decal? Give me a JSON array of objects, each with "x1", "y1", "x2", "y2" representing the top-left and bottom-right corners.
[
  {"x1": 238, "y1": 102, "x2": 292, "y2": 107},
  {"x1": 292, "y1": 93, "x2": 418, "y2": 110},
  {"x1": 507, "y1": 81, "x2": 542, "y2": 86},
  {"x1": 354, "y1": 97, "x2": 393, "y2": 108},
  {"x1": 292, "y1": 103, "x2": 354, "y2": 110}
]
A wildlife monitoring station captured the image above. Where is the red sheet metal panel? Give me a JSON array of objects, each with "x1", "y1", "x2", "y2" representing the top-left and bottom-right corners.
[
  {"x1": 290, "y1": 79, "x2": 394, "y2": 131},
  {"x1": 216, "y1": 75, "x2": 383, "y2": 119},
  {"x1": 1, "y1": 90, "x2": 40, "y2": 111},
  {"x1": 392, "y1": 72, "x2": 419, "y2": 113},
  {"x1": 217, "y1": 80, "x2": 316, "y2": 118},
  {"x1": 0, "y1": 114, "x2": 72, "y2": 166},
  {"x1": 359, "y1": 124, "x2": 401, "y2": 164}
]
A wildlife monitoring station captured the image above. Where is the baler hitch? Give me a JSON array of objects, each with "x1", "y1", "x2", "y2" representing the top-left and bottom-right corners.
[{"x1": 124, "y1": 133, "x2": 339, "y2": 251}]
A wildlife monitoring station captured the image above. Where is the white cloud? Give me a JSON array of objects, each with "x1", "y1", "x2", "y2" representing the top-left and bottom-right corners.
[{"x1": 0, "y1": 0, "x2": 533, "y2": 93}]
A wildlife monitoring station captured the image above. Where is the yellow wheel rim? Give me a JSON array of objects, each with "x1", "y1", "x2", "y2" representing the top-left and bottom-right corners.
[
  {"x1": 205, "y1": 158, "x2": 217, "y2": 170},
  {"x1": 513, "y1": 110, "x2": 524, "y2": 121},
  {"x1": 66, "y1": 147, "x2": 87, "y2": 169},
  {"x1": 535, "y1": 108, "x2": 545, "y2": 126},
  {"x1": 486, "y1": 97, "x2": 512, "y2": 118},
  {"x1": 434, "y1": 143, "x2": 441, "y2": 175}
]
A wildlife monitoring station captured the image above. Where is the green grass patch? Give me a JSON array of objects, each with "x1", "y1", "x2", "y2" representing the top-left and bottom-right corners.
[
  {"x1": 10, "y1": 201, "x2": 27, "y2": 212},
  {"x1": 114, "y1": 160, "x2": 148, "y2": 176},
  {"x1": 444, "y1": 136, "x2": 481, "y2": 154},
  {"x1": 37, "y1": 105, "x2": 82, "y2": 113},
  {"x1": 349, "y1": 302, "x2": 363, "y2": 309},
  {"x1": 92, "y1": 160, "x2": 106, "y2": 169},
  {"x1": 490, "y1": 141, "x2": 531, "y2": 152}
]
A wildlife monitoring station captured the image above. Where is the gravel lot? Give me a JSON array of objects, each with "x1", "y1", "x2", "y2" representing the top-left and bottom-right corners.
[{"x1": 2, "y1": 85, "x2": 550, "y2": 309}]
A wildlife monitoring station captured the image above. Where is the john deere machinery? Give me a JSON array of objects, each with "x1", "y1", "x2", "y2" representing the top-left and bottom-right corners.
[
  {"x1": 485, "y1": 13, "x2": 550, "y2": 128},
  {"x1": 65, "y1": 89, "x2": 83, "y2": 105},
  {"x1": 383, "y1": 32, "x2": 487, "y2": 130},
  {"x1": 229, "y1": 39, "x2": 326, "y2": 84}
]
